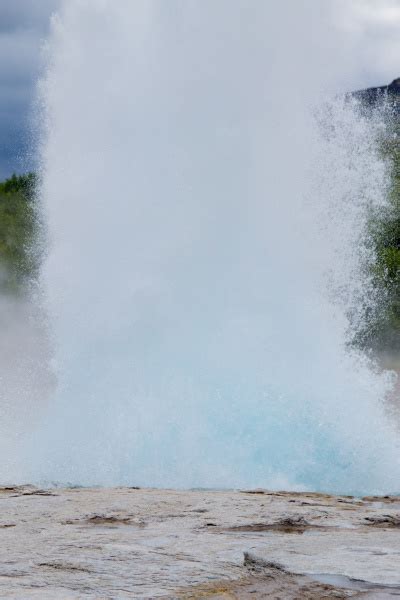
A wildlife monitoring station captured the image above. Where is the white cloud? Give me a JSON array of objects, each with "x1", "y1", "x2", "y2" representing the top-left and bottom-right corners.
[
  {"x1": 355, "y1": 0, "x2": 400, "y2": 26},
  {"x1": 336, "y1": 0, "x2": 400, "y2": 88},
  {"x1": 0, "y1": 0, "x2": 398, "y2": 177}
]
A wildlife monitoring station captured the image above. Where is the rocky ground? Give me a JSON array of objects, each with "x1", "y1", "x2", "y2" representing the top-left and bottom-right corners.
[{"x1": 1, "y1": 486, "x2": 400, "y2": 598}]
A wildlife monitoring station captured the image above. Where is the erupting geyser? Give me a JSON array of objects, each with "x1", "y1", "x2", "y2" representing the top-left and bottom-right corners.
[{"x1": 6, "y1": 1, "x2": 400, "y2": 493}]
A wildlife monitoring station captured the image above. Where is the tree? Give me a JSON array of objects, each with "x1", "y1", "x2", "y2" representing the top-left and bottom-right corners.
[{"x1": 0, "y1": 172, "x2": 39, "y2": 293}]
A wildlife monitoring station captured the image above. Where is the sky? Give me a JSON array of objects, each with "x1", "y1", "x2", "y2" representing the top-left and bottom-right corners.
[
  {"x1": 0, "y1": 0, "x2": 59, "y2": 178},
  {"x1": 0, "y1": 0, "x2": 398, "y2": 180}
]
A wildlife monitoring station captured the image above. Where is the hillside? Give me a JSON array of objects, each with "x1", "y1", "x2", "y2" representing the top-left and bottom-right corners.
[
  {"x1": 355, "y1": 78, "x2": 400, "y2": 353},
  {"x1": 353, "y1": 77, "x2": 400, "y2": 109},
  {"x1": 0, "y1": 173, "x2": 38, "y2": 293}
]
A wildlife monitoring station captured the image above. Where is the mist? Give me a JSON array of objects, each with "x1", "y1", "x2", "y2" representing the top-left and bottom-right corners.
[{"x1": 0, "y1": 0, "x2": 399, "y2": 493}]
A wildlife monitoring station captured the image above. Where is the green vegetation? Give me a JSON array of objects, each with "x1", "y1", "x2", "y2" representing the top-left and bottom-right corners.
[
  {"x1": 357, "y1": 112, "x2": 400, "y2": 353},
  {"x1": 0, "y1": 172, "x2": 39, "y2": 294}
]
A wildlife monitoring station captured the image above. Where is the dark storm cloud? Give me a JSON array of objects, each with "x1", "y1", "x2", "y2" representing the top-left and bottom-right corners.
[
  {"x1": 0, "y1": 1, "x2": 60, "y2": 178},
  {"x1": 0, "y1": 1, "x2": 58, "y2": 32}
]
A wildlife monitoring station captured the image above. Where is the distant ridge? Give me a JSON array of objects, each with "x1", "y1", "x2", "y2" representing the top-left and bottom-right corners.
[{"x1": 353, "y1": 77, "x2": 400, "y2": 110}]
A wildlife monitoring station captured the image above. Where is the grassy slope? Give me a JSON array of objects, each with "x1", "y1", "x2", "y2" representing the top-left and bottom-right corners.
[
  {"x1": 0, "y1": 173, "x2": 38, "y2": 293},
  {"x1": 362, "y1": 96, "x2": 400, "y2": 353}
]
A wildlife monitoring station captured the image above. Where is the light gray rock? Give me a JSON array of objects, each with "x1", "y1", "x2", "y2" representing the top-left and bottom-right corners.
[{"x1": 0, "y1": 486, "x2": 399, "y2": 597}]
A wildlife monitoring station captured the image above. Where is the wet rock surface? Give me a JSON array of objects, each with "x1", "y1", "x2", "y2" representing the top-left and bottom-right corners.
[{"x1": 0, "y1": 487, "x2": 400, "y2": 598}]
